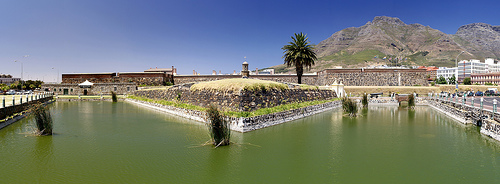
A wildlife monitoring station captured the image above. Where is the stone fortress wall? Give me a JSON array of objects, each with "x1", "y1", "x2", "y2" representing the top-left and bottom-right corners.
[
  {"x1": 134, "y1": 86, "x2": 337, "y2": 112},
  {"x1": 42, "y1": 83, "x2": 137, "y2": 95},
  {"x1": 62, "y1": 72, "x2": 173, "y2": 86},
  {"x1": 316, "y1": 69, "x2": 429, "y2": 86},
  {"x1": 56, "y1": 68, "x2": 428, "y2": 87},
  {"x1": 173, "y1": 69, "x2": 428, "y2": 86}
]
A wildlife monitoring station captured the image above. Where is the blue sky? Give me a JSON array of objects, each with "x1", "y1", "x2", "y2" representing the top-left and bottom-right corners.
[{"x1": 1, "y1": 0, "x2": 499, "y2": 82}]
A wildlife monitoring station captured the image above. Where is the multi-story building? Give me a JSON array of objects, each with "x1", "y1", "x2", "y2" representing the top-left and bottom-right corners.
[
  {"x1": 436, "y1": 67, "x2": 457, "y2": 83},
  {"x1": 471, "y1": 73, "x2": 500, "y2": 85},
  {"x1": 457, "y1": 59, "x2": 487, "y2": 83},
  {"x1": 485, "y1": 58, "x2": 500, "y2": 73},
  {"x1": 0, "y1": 74, "x2": 21, "y2": 85}
]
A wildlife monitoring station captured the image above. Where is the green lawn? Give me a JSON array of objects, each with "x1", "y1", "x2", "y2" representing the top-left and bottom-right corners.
[{"x1": 190, "y1": 78, "x2": 288, "y2": 92}]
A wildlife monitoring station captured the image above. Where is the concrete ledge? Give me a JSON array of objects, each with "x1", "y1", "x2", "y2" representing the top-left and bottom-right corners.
[
  {"x1": 0, "y1": 100, "x2": 55, "y2": 130},
  {"x1": 125, "y1": 98, "x2": 341, "y2": 133},
  {"x1": 427, "y1": 101, "x2": 468, "y2": 124},
  {"x1": 0, "y1": 112, "x2": 28, "y2": 130}
]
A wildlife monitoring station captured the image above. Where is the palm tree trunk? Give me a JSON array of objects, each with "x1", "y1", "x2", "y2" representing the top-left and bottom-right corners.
[{"x1": 296, "y1": 65, "x2": 303, "y2": 84}]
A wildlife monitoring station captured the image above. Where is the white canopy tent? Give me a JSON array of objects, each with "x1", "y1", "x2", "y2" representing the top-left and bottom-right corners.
[{"x1": 78, "y1": 80, "x2": 94, "y2": 88}]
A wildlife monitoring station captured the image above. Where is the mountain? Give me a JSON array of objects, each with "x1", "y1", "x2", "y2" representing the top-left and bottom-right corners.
[
  {"x1": 454, "y1": 23, "x2": 500, "y2": 59},
  {"x1": 268, "y1": 16, "x2": 500, "y2": 73}
]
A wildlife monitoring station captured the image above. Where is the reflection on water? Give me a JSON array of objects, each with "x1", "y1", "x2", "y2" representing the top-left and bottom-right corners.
[
  {"x1": 0, "y1": 102, "x2": 499, "y2": 183},
  {"x1": 33, "y1": 136, "x2": 53, "y2": 182}
]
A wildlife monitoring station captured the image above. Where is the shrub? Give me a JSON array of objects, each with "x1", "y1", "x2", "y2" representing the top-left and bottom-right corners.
[
  {"x1": 206, "y1": 105, "x2": 230, "y2": 147},
  {"x1": 362, "y1": 93, "x2": 368, "y2": 108},
  {"x1": 111, "y1": 91, "x2": 118, "y2": 102},
  {"x1": 342, "y1": 97, "x2": 358, "y2": 117},
  {"x1": 29, "y1": 102, "x2": 53, "y2": 136},
  {"x1": 463, "y1": 77, "x2": 471, "y2": 85},
  {"x1": 408, "y1": 94, "x2": 415, "y2": 108}
]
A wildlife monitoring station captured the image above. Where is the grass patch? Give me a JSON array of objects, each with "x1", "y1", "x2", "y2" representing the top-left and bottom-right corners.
[
  {"x1": 224, "y1": 98, "x2": 339, "y2": 117},
  {"x1": 57, "y1": 95, "x2": 117, "y2": 99},
  {"x1": 127, "y1": 95, "x2": 206, "y2": 111},
  {"x1": 298, "y1": 84, "x2": 319, "y2": 90},
  {"x1": 319, "y1": 49, "x2": 386, "y2": 64},
  {"x1": 139, "y1": 86, "x2": 172, "y2": 91},
  {"x1": 190, "y1": 78, "x2": 288, "y2": 92}
]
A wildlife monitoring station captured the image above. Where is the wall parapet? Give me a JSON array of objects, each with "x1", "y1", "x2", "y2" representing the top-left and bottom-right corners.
[
  {"x1": 125, "y1": 98, "x2": 341, "y2": 132},
  {"x1": 0, "y1": 95, "x2": 54, "y2": 129},
  {"x1": 134, "y1": 88, "x2": 337, "y2": 112}
]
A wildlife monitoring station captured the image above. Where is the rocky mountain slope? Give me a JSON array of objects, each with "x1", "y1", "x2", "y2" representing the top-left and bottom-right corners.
[{"x1": 269, "y1": 16, "x2": 500, "y2": 73}]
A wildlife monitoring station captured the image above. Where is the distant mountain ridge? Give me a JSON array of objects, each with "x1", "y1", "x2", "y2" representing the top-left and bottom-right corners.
[{"x1": 269, "y1": 16, "x2": 500, "y2": 73}]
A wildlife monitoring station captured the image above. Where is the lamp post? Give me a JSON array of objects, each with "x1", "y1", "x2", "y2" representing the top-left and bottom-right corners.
[
  {"x1": 493, "y1": 99, "x2": 497, "y2": 119},
  {"x1": 14, "y1": 55, "x2": 29, "y2": 90},
  {"x1": 14, "y1": 60, "x2": 23, "y2": 89},
  {"x1": 480, "y1": 97, "x2": 483, "y2": 111},
  {"x1": 456, "y1": 51, "x2": 465, "y2": 89},
  {"x1": 52, "y1": 67, "x2": 59, "y2": 83}
]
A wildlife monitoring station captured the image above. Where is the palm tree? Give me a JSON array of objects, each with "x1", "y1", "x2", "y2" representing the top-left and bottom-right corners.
[{"x1": 282, "y1": 32, "x2": 317, "y2": 84}]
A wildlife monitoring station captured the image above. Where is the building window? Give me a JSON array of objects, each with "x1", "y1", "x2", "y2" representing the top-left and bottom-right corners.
[
  {"x1": 114, "y1": 87, "x2": 117, "y2": 91},
  {"x1": 127, "y1": 87, "x2": 130, "y2": 91},
  {"x1": 71, "y1": 89, "x2": 73, "y2": 92}
]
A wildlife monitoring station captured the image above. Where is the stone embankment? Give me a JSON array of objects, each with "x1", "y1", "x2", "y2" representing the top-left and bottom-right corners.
[
  {"x1": 125, "y1": 98, "x2": 341, "y2": 132},
  {"x1": 426, "y1": 97, "x2": 500, "y2": 142},
  {"x1": 0, "y1": 93, "x2": 54, "y2": 130},
  {"x1": 134, "y1": 87, "x2": 336, "y2": 112}
]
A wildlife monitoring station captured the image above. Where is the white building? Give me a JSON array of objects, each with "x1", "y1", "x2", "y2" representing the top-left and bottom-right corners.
[
  {"x1": 436, "y1": 67, "x2": 457, "y2": 82},
  {"x1": 485, "y1": 58, "x2": 500, "y2": 73},
  {"x1": 0, "y1": 76, "x2": 21, "y2": 85},
  {"x1": 457, "y1": 59, "x2": 487, "y2": 83}
]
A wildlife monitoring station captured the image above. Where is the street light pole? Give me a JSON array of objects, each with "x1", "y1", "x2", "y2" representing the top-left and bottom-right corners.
[
  {"x1": 455, "y1": 51, "x2": 465, "y2": 89},
  {"x1": 14, "y1": 60, "x2": 23, "y2": 89},
  {"x1": 13, "y1": 55, "x2": 29, "y2": 90},
  {"x1": 52, "y1": 67, "x2": 59, "y2": 83}
]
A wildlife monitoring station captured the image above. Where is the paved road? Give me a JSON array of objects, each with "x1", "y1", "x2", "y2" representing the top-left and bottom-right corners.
[{"x1": 444, "y1": 96, "x2": 500, "y2": 111}]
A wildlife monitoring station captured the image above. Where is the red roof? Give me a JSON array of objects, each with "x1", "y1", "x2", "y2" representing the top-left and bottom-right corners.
[{"x1": 417, "y1": 66, "x2": 438, "y2": 71}]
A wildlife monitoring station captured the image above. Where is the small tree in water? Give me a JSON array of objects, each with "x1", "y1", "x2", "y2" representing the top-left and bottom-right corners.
[
  {"x1": 342, "y1": 97, "x2": 358, "y2": 117},
  {"x1": 111, "y1": 91, "x2": 118, "y2": 102},
  {"x1": 362, "y1": 93, "x2": 368, "y2": 108},
  {"x1": 206, "y1": 105, "x2": 230, "y2": 147},
  {"x1": 29, "y1": 102, "x2": 53, "y2": 136},
  {"x1": 408, "y1": 94, "x2": 415, "y2": 108}
]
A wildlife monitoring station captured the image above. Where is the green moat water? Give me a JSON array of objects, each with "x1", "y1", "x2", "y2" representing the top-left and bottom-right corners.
[{"x1": 1, "y1": 102, "x2": 500, "y2": 183}]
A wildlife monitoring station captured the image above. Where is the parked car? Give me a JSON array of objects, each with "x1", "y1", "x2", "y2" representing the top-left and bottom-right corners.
[
  {"x1": 475, "y1": 91, "x2": 484, "y2": 96},
  {"x1": 485, "y1": 90, "x2": 496, "y2": 96},
  {"x1": 24, "y1": 90, "x2": 33, "y2": 94},
  {"x1": 6, "y1": 90, "x2": 16, "y2": 95}
]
